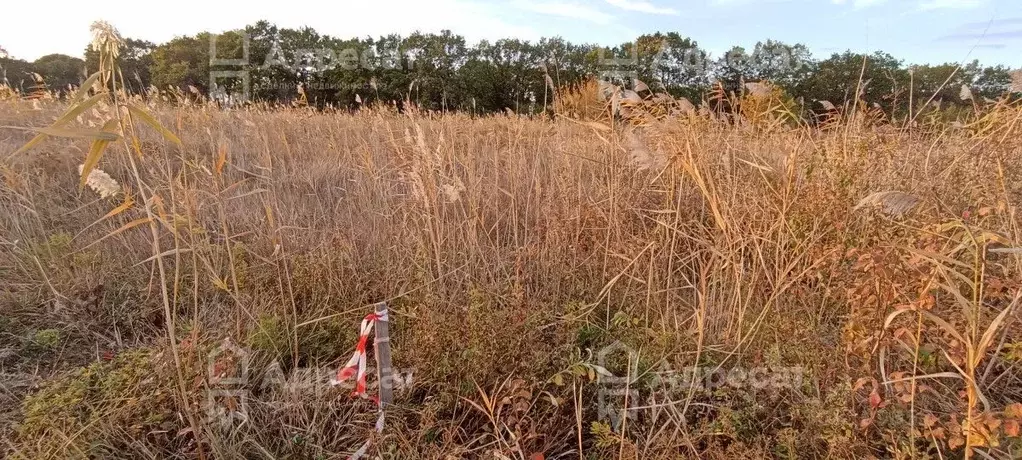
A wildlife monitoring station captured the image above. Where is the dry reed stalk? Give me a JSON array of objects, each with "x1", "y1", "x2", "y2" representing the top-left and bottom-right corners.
[{"x1": 2, "y1": 76, "x2": 1021, "y2": 459}]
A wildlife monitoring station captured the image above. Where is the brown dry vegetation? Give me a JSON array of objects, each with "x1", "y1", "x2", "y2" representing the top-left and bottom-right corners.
[{"x1": 1, "y1": 82, "x2": 1022, "y2": 459}]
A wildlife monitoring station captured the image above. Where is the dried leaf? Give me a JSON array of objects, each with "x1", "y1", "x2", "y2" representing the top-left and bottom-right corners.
[
  {"x1": 869, "y1": 389, "x2": 883, "y2": 409},
  {"x1": 70, "y1": 72, "x2": 103, "y2": 107},
  {"x1": 216, "y1": 143, "x2": 228, "y2": 176},
  {"x1": 959, "y1": 84, "x2": 974, "y2": 102},
  {"x1": 1005, "y1": 420, "x2": 1020, "y2": 437},
  {"x1": 79, "y1": 217, "x2": 153, "y2": 252},
  {"x1": 675, "y1": 97, "x2": 696, "y2": 115},
  {"x1": 124, "y1": 104, "x2": 181, "y2": 146},
  {"x1": 632, "y1": 78, "x2": 649, "y2": 93},
  {"x1": 744, "y1": 82, "x2": 772, "y2": 98},
  {"x1": 64, "y1": 92, "x2": 109, "y2": 122},
  {"x1": 4, "y1": 125, "x2": 119, "y2": 142},
  {"x1": 1005, "y1": 403, "x2": 1022, "y2": 418},
  {"x1": 597, "y1": 80, "x2": 616, "y2": 101}
]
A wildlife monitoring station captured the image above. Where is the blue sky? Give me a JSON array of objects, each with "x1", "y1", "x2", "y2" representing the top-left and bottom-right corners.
[{"x1": 1, "y1": 0, "x2": 1020, "y2": 67}]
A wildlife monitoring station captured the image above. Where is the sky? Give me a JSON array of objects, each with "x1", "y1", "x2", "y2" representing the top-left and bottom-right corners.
[{"x1": 1, "y1": 0, "x2": 1020, "y2": 67}]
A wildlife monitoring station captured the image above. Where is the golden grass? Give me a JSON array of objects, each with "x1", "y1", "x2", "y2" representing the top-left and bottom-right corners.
[{"x1": 0, "y1": 88, "x2": 1021, "y2": 459}]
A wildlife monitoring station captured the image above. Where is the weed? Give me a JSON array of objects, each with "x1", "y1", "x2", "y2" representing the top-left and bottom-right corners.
[{"x1": 1, "y1": 42, "x2": 1021, "y2": 459}]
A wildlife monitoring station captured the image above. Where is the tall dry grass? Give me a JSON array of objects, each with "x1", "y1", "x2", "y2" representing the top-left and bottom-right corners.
[{"x1": 0, "y1": 78, "x2": 1021, "y2": 459}]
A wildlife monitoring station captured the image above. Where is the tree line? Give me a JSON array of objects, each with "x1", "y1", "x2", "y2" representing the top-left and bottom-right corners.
[{"x1": 1, "y1": 20, "x2": 1019, "y2": 116}]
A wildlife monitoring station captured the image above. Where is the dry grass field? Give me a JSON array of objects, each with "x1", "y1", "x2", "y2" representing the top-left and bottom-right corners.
[{"x1": 1, "y1": 81, "x2": 1021, "y2": 459}]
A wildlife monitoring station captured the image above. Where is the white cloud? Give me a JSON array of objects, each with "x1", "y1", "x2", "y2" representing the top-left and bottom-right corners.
[
  {"x1": 919, "y1": 0, "x2": 985, "y2": 10},
  {"x1": 0, "y1": 0, "x2": 541, "y2": 61},
  {"x1": 512, "y1": 0, "x2": 616, "y2": 24},
  {"x1": 831, "y1": 0, "x2": 889, "y2": 9},
  {"x1": 604, "y1": 0, "x2": 679, "y2": 15},
  {"x1": 938, "y1": 17, "x2": 1022, "y2": 42}
]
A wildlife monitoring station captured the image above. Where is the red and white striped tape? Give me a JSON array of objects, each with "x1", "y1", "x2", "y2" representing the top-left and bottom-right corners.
[
  {"x1": 331, "y1": 309, "x2": 388, "y2": 401},
  {"x1": 331, "y1": 307, "x2": 389, "y2": 460}
]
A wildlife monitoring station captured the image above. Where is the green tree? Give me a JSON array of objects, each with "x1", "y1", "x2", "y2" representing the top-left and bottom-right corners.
[
  {"x1": 366, "y1": 34, "x2": 416, "y2": 105},
  {"x1": 799, "y1": 51, "x2": 909, "y2": 115},
  {"x1": 150, "y1": 31, "x2": 248, "y2": 99},
  {"x1": 909, "y1": 62, "x2": 976, "y2": 109},
  {"x1": 627, "y1": 32, "x2": 708, "y2": 99},
  {"x1": 150, "y1": 34, "x2": 210, "y2": 93},
  {"x1": 0, "y1": 56, "x2": 34, "y2": 92},
  {"x1": 535, "y1": 37, "x2": 595, "y2": 92},
  {"x1": 971, "y1": 64, "x2": 1015, "y2": 100},
  {"x1": 52, "y1": 19, "x2": 1017, "y2": 117},
  {"x1": 461, "y1": 38, "x2": 543, "y2": 113},
  {"x1": 32, "y1": 54, "x2": 85, "y2": 94},
  {"x1": 243, "y1": 20, "x2": 292, "y2": 102},
  {"x1": 713, "y1": 46, "x2": 754, "y2": 93},
  {"x1": 401, "y1": 31, "x2": 469, "y2": 111},
  {"x1": 749, "y1": 40, "x2": 814, "y2": 93},
  {"x1": 85, "y1": 38, "x2": 155, "y2": 94}
]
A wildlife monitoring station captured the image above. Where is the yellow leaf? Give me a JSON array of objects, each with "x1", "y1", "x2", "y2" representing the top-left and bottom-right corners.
[
  {"x1": 10, "y1": 92, "x2": 110, "y2": 158},
  {"x1": 124, "y1": 104, "x2": 182, "y2": 146},
  {"x1": 211, "y1": 277, "x2": 230, "y2": 291},
  {"x1": 131, "y1": 136, "x2": 143, "y2": 157},
  {"x1": 978, "y1": 296, "x2": 1020, "y2": 359},
  {"x1": 73, "y1": 194, "x2": 135, "y2": 241},
  {"x1": 4, "y1": 125, "x2": 120, "y2": 142},
  {"x1": 79, "y1": 119, "x2": 120, "y2": 190},
  {"x1": 215, "y1": 143, "x2": 228, "y2": 176},
  {"x1": 8, "y1": 131, "x2": 48, "y2": 158},
  {"x1": 55, "y1": 92, "x2": 108, "y2": 127},
  {"x1": 263, "y1": 201, "x2": 275, "y2": 230},
  {"x1": 102, "y1": 194, "x2": 135, "y2": 220},
  {"x1": 70, "y1": 72, "x2": 103, "y2": 107}
]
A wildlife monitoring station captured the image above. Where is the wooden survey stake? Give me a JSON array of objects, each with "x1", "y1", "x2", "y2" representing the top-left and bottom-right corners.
[{"x1": 373, "y1": 302, "x2": 394, "y2": 407}]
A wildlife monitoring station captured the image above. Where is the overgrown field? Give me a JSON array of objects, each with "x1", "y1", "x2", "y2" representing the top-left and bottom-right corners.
[{"x1": 1, "y1": 95, "x2": 1021, "y2": 459}]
